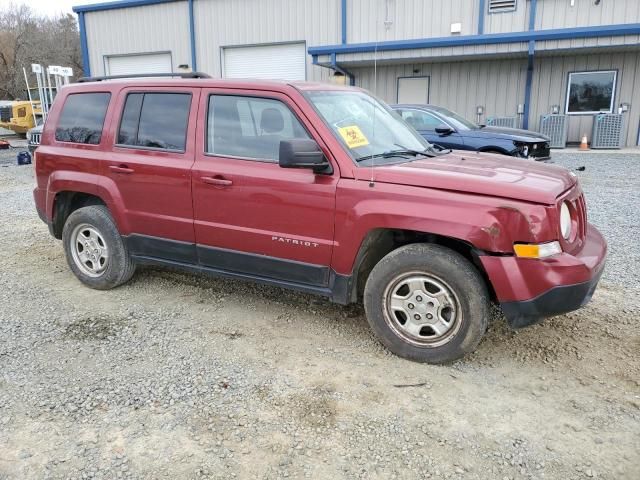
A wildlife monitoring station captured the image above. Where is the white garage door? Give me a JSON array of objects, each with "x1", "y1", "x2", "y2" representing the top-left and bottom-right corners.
[
  {"x1": 223, "y1": 43, "x2": 306, "y2": 81},
  {"x1": 397, "y1": 77, "x2": 430, "y2": 104},
  {"x1": 105, "y1": 52, "x2": 172, "y2": 76}
]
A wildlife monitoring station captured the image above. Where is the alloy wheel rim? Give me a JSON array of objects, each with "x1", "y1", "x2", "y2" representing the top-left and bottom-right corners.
[
  {"x1": 382, "y1": 271, "x2": 462, "y2": 347},
  {"x1": 70, "y1": 223, "x2": 109, "y2": 278}
]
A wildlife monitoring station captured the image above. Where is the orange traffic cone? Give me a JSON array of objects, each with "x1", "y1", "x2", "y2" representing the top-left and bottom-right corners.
[{"x1": 579, "y1": 134, "x2": 589, "y2": 150}]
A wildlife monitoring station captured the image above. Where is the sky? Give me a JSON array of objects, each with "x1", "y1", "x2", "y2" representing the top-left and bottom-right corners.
[{"x1": 0, "y1": 0, "x2": 108, "y2": 17}]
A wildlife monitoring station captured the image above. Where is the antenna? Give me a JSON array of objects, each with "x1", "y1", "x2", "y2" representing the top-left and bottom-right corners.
[{"x1": 370, "y1": 7, "x2": 380, "y2": 187}]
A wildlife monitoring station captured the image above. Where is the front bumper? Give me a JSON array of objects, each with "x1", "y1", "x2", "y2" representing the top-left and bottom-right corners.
[
  {"x1": 500, "y1": 265, "x2": 603, "y2": 328},
  {"x1": 480, "y1": 224, "x2": 607, "y2": 328}
]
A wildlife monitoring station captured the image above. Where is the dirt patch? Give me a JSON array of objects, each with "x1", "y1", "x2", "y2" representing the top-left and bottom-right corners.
[{"x1": 63, "y1": 314, "x2": 130, "y2": 341}]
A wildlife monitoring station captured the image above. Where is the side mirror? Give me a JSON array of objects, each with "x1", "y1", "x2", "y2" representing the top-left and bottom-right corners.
[
  {"x1": 435, "y1": 125, "x2": 454, "y2": 136},
  {"x1": 279, "y1": 139, "x2": 332, "y2": 174}
]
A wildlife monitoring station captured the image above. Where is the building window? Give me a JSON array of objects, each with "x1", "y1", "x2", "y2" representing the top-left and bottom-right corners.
[
  {"x1": 55, "y1": 93, "x2": 111, "y2": 145},
  {"x1": 566, "y1": 71, "x2": 617, "y2": 115},
  {"x1": 117, "y1": 92, "x2": 191, "y2": 151},
  {"x1": 488, "y1": 0, "x2": 517, "y2": 13}
]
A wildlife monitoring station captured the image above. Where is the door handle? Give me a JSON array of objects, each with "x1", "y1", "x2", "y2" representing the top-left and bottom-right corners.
[
  {"x1": 109, "y1": 164, "x2": 134, "y2": 174},
  {"x1": 202, "y1": 176, "x2": 233, "y2": 186}
]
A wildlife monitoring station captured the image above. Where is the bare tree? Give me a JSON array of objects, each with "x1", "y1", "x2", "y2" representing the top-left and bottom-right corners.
[{"x1": 0, "y1": 3, "x2": 82, "y2": 100}]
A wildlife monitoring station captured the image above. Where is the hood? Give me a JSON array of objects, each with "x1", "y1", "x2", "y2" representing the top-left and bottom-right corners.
[
  {"x1": 356, "y1": 150, "x2": 575, "y2": 204},
  {"x1": 469, "y1": 126, "x2": 550, "y2": 143}
]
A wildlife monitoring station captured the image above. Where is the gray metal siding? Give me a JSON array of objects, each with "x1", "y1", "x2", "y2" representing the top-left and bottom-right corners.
[
  {"x1": 347, "y1": 0, "x2": 481, "y2": 43},
  {"x1": 530, "y1": 51, "x2": 640, "y2": 147},
  {"x1": 536, "y1": 0, "x2": 640, "y2": 30},
  {"x1": 193, "y1": 0, "x2": 340, "y2": 82},
  {"x1": 353, "y1": 58, "x2": 527, "y2": 123},
  {"x1": 84, "y1": 1, "x2": 191, "y2": 77},
  {"x1": 484, "y1": 0, "x2": 529, "y2": 33}
]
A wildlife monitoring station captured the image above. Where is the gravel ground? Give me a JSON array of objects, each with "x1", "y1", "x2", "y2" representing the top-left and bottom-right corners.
[{"x1": 0, "y1": 149, "x2": 638, "y2": 479}]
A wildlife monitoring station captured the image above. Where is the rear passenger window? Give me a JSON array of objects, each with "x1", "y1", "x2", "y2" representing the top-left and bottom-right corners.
[
  {"x1": 206, "y1": 95, "x2": 309, "y2": 161},
  {"x1": 117, "y1": 92, "x2": 191, "y2": 151},
  {"x1": 55, "y1": 93, "x2": 110, "y2": 144}
]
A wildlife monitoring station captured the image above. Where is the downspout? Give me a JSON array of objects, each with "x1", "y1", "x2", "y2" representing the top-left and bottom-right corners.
[
  {"x1": 78, "y1": 12, "x2": 91, "y2": 76},
  {"x1": 188, "y1": 0, "x2": 197, "y2": 71},
  {"x1": 522, "y1": 0, "x2": 538, "y2": 130},
  {"x1": 331, "y1": 53, "x2": 355, "y2": 86},
  {"x1": 341, "y1": 0, "x2": 347, "y2": 44},
  {"x1": 478, "y1": 0, "x2": 485, "y2": 35},
  {"x1": 316, "y1": 1, "x2": 354, "y2": 86}
]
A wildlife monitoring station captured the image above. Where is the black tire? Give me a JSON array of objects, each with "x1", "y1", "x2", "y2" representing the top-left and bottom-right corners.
[
  {"x1": 364, "y1": 243, "x2": 489, "y2": 363},
  {"x1": 62, "y1": 205, "x2": 135, "y2": 290}
]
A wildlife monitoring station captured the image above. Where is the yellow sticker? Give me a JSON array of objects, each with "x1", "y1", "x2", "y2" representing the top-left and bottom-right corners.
[{"x1": 338, "y1": 125, "x2": 369, "y2": 149}]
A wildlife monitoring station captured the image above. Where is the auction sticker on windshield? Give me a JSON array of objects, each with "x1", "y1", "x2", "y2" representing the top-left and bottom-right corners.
[{"x1": 338, "y1": 125, "x2": 369, "y2": 149}]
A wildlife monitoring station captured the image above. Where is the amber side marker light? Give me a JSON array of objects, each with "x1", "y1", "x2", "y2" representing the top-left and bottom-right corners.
[{"x1": 513, "y1": 241, "x2": 562, "y2": 259}]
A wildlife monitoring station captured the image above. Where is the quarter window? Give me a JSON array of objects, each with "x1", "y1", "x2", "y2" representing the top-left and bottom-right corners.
[
  {"x1": 566, "y1": 71, "x2": 617, "y2": 114},
  {"x1": 206, "y1": 95, "x2": 310, "y2": 161},
  {"x1": 117, "y1": 92, "x2": 191, "y2": 151},
  {"x1": 55, "y1": 93, "x2": 110, "y2": 144}
]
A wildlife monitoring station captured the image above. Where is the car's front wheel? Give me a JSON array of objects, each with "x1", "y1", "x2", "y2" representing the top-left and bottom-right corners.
[
  {"x1": 62, "y1": 205, "x2": 135, "y2": 290},
  {"x1": 364, "y1": 243, "x2": 489, "y2": 363}
]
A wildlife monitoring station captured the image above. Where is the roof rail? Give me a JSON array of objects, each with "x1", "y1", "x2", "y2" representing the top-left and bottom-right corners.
[{"x1": 77, "y1": 72, "x2": 212, "y2": 83}]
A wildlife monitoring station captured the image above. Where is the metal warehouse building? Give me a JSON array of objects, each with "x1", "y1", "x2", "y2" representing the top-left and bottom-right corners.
[{"x1": 74, "y1": 0, "x2": 640, "y2": 147}]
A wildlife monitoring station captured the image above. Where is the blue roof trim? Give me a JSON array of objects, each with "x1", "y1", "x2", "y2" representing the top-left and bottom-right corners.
[
  {"x1": 478, "y1": 0, "x2": 485, "y2": 35},
  {"x1": 341, "y1": 0, "x2": 347, "y2": 44},
  {"x1": 78, "y1": 12, "x2": 91, "y2": 76},
  {"x1": 188, "y1": 0, "x2": 197, "y2": 70},
  {"x1": 308, "y1": 23, "x2": 640, "y2": 56},
  {"x1": 73, "y1": 0, "x2": 179, "y2": 14}
]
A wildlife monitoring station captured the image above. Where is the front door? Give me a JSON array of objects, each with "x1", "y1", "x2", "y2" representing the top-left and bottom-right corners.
[
  {"x1": 104, "y1": 87, "x2": 200, "y2": 261},
  {"x1": 191, "y1": 90, "x2": 338, "y2": 286}
]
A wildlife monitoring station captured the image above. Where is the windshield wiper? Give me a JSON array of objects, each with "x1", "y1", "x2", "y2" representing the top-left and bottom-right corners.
[{"x1": 356, "y1": 144, "x2": 439, "y2": 163}]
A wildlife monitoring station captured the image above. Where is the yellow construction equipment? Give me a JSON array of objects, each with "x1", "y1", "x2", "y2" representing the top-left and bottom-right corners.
[{"x1": 0, "y1": 89, "x2": 45, "y2": 136}]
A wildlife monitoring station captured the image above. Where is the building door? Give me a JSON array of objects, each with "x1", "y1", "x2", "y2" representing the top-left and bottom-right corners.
[
  {"x1": 105, "y1": 52, "x2": 172, "y2": 76},
  {"x1": 397, "y1": 76, "x2": 430, "y2": 104},
  {"x1": 222, "y1": 43, "x2": 306, "y2": 81}
]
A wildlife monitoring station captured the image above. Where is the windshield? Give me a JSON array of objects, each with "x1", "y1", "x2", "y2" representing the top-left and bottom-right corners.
[
  {"x1": 429, "y1": 106, "x2": 478, "y2": 130},
  {"x1": 306, "y1": 90, "x2": 432, "y2": 163}
]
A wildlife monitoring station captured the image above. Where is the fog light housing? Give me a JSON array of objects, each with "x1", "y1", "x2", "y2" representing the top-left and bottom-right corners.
[{"x1": 513, "y1": 241, "x2": 562, "y2": 259}]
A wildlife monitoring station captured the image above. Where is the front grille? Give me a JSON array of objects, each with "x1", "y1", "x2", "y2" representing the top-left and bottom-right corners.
[{"x1": 30, "y1": 133, "x2": 41, "y2": 146}]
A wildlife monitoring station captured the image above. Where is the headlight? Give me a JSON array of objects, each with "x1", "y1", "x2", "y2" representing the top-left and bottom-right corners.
[
  {"x1": 26, "y1": 131, "x2": 31, "y2": 141},
  {"x1": 514, "y1": 142, "x2": 529, "y2": 158},
  {"x1": 560, "y1": 202, "x2": 572, "y2": 239}
]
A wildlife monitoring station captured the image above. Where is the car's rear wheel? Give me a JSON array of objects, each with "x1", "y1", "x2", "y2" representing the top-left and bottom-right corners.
[
  {"x1": 62, "y1": 205, "x2": 135, "y2": 289},
  {"x1": 364, "y1": 243, "x2": 489, "y2": 363}
]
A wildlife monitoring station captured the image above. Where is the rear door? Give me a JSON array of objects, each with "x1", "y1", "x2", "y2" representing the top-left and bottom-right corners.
[
  {"x1": 191, "y1": 89, "x2": 338, "y2": 287},
  {"x1": 397, "y1": 108, "x2": 467, "y2": 150},
  {"x1": 104, "y1": 86, "x2": 200, "y2": 261}
]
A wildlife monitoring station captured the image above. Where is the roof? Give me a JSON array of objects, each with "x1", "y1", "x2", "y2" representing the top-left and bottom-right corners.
[{"x1": 73, "y1": 0, "x2": 179, "y2": 14}]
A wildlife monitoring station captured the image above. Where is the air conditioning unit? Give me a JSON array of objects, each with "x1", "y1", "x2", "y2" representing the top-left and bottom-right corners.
[
  {"x1": 539, "y1": 114, "x2": 568, "y2": 148},
  {"x1": 591, "y1": 113, "x2": 624, "y2": 149},
  {"x1": 486, "y1": 116, "x2": 517, "y2": 128}
]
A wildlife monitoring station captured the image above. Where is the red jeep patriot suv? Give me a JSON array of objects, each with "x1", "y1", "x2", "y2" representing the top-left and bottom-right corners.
[{"x1": 33, "y1": 73, "x2": 607, "y2": 363}]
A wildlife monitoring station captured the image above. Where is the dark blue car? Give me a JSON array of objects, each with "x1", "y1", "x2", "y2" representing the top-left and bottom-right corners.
[{"x1": 392, "y1": 104, "x2": 551, "y2": 161}]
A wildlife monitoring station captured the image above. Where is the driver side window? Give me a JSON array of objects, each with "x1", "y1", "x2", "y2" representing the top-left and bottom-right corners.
[
  {"x1": 400, "y1": 110, "x2": 442, "y2": 131},
  {"x1": 206, "y1": 95, "x2": 310, "y2": 162}
]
